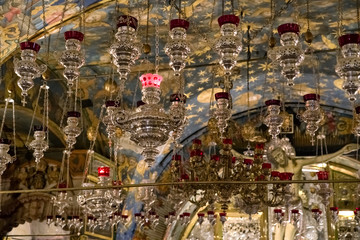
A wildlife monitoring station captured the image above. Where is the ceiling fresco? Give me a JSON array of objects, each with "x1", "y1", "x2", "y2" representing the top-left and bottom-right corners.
[
  {"x1": 1, "y1": 0, "x2": 360, "y2": 239},
  {"x1": 0, "y1": 0, "x2": 358, "y2": 182},
  {"x1": 0, "y1": 0, "x2": 358, "y2": 151}
]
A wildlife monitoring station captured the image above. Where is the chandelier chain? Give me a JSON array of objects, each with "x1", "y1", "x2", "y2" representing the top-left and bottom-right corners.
[
  {"x1": 54, "y1": 0, "x2": 69, "y2": 52},
  {"x1": 306, "y1": 0, "x2": 310, "y2": 30},
  {"x1": 26, "y1": 0, "x2": 34, "y2": 40},
  {"x1": 17, "y1": 1, "x2": 31, "y2": 43},
  {"x1": 0, "y1": 95, "x2": 9, "y2": 138},
  {"x1": 11, "y1": 99, "x2": 16, "y2": 159},
  {"x1": 25, "y1": 86, "x2": 43, "y2": 146},
  {"x1": 337, "y1": 0, "x2": 343, "y2": 36},
  {"x1": 155, "y1": 12, "x2": 160, "y2": 74},
  {"x1": 357, "y1": 0, "x2": 360, "y2": 31}
]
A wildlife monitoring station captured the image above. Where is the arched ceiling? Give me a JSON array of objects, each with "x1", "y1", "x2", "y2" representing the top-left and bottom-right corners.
[{"x1": 0, "y1": 0, "x2": 358, "y2": 163}]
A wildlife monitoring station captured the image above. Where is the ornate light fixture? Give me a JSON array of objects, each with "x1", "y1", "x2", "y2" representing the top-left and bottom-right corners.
[
  {"x1": 103, "y1": 100, "x2": 120, "y2": 143},
  {"x1": 112, "y1": 73, "x2": 177, "y2": 167},
  {"x1": 0, "y1": 93, "x2": 16, "y2": 176},
  {"x1": 214, "y1": 14, "x2": 242, "y2": 75},
  {"x1": 263, "y1": 99, "x2": 283, "y2": 139},
  {"x1": 28, "y1": 125, "x2": 49, "y2": 164},
  {"x1": 134, "y1": 182, "x2": 159, "y2": 230},
  {"x1": 51, "y1": 182, "x2": 73, "y2": 215},
  {"x1": 165, "y1": 19, "x2": 191, "y2": 76},
  {"x1": 270, "y1": 23, "x2": 304, "y2": 86},
  {"x1": 316, "y1": 171, "x2": 332, "y2": 206},
  {"x1": 14, "y1": 42, "x2": 47, "y2": 105},
  {"x1": 77, "y1": 166, "x2": 124, "y2": 230},
  {"x1": 169, "y1": 94, "x2": 187, "y2": 145},
  {"x1": 336, "y1": 34, "x2": 360, "y2": 101},
  {"x1": 59, "y1": 31, "x2": 85, "y2": 93},
  {"x1": 63, "y1": 111, "x2": 82, "y2": 150},
  {"x1": 27, "y1": 82, "x2": 50, "y2": 164},
  {"x1": 214, "y1": 92, "x2": 232, "y2": 138},
  {"x1": 0, "y1": 138, "x2": 14, "y2": 176},
  {"x1": 300, "y1": 94, "x2": 324, "y2": 145},
  {"x1": 175, "y1": 138, "x2": 292, "y2": 217},
  {"x1": 110, "y1": 15, "x2": 141, "y2": 83}
]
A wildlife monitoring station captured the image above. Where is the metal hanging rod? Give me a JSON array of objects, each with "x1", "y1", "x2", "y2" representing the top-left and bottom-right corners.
[{"x1": 1, "y1": 179, "x2": 360, "y2": 195}]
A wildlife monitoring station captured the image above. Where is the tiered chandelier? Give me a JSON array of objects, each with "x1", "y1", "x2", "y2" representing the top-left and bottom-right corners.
[
  {"x1": 167, "y1": 138, "x2": 294, "y2": 220},
  {"x1": 269, "y1": 23, "x2": 304, "y2": 86},
  {"x1": 13, "y1": 42, "x2": 47, "y2": 105},
  {"x1": 300, "y1": 94, "x2": 324, "y2": 145},
  {"x1": 214, "y1": 14, "x2": 242, "y2": 76},
  {"x1": 77, "y1": 166, "x2": 125, "y2": 230},
  {"x1": 263, "y1": 99, "x2": 283, "y2": 139},
  {"x1": 336, "y1": 34, "x2": 360, "y2": 101}
]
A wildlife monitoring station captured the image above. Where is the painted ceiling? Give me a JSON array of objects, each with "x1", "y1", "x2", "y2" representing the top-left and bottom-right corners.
[
  {"x1": 1, "y1": 0, "x2": 360, "y2": 239},
  {"x1": 0, "y1": 0, "x2": 359, "y2": 162}
]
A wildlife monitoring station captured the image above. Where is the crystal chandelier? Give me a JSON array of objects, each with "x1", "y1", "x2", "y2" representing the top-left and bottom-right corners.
[
  {"x1": 47, "y1": 214, "x2": 84, "y2": 234},
  {"x1": 237, "y1": 143, "x2": 292, "y2": 209},
  {"x1": 263, "y1": 99, "x2": 283, "y2": 139},
  {"x1": 63, "y1": 111, "x2": 82, "y2": 150},
  {"x1": 300, "y1": 94, "x2": 324, "y2": 145},
  {"x1": 51, "y1": 182, "x2": 73, "y2": 215},
  {"x1": 169, "y1": 93, "x2": 187, "y2": 145},
  {"x1": 134, "y1": 182, "x2": 159, "y2": 230},
  {"x1": 196, "y1": 211, "x2": 217, "y2": 226},
  {"x1": 13, "y1": 42, "x2": 47, "y2": 105},
  {"x1": 214, "y1": 14, "x2": 242, "y2": 75},
  {"x1": 0, "y1": 138, "x2": 14, "y2": 176},
  {"x1": 167, "y1": 154, "x2": 186, "y2": 223},
  {"x1": 103, "y1": 100, "x2": 120, "y2": 142},
  {"x1": 77, "y1": 166, "x2": 124, "y2": 230},
  {"x1": 112, "y1": 73, "x2": 177, "y2": 167},
  {"x1": 176, "y1": 139, "x2": 293, "y2": 216},
  {"x1": 28, "y1": 125, "x2": 49, "y2": 164},
  {"x1": 0, "y1": 93, "x2": 16, "y2": 176},
  {"x1": 27, "y1": 82, "x2": 50, "y2": 164},
  {"x1": 336, "y1": 34, "x2": 360, "y2": 101},
  {"x1": 214, "y1": 92, "x2": 232, "y2": 138},
  {"x1": 110, "y1": 15, "x2": 141, "y2": 83},
  {"x1": 59, "y1": 31, "x2": 85, "y2": 93},
  {"x1": 165, "y1": 19, "x2": 191, "y2": 76},
  {"x1": 272, "y1": 208, "x2": 301, "y2": 240},
  {"x1": 316, "y1": 170, "x2": 332, "y2": 206},
  {"x1": 270, "y1": 23, "x2": 304, "y2": 86}
]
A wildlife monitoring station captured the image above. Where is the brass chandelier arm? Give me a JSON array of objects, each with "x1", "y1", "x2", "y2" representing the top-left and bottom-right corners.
[{"x1": 1, "y1": 179, "x2": 360, "y2": 195}]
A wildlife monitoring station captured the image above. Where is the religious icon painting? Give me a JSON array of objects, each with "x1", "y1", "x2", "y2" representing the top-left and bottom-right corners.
[{"x1": 281, "y1": 113, "x2": 294, "y2": 134}]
